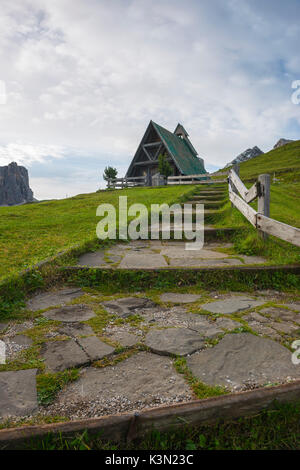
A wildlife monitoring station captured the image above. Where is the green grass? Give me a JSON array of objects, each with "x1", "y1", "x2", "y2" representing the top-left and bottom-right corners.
[
  {"x1": 36, "y1": 369, "x2": 80, "y2": 405},
  {"x1": 16, "y1": 400, "x2": 300, "y2": 450},
  {"x1": 0, "y1": 185, "x2": 196, "y2": 284}
]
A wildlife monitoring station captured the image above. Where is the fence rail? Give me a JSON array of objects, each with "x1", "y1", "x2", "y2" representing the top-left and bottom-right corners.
[
  {"x1": 167, "y1": 174, "x2": 212, "y2": 185},
  {"x1": 228, "y1": 166, "x2": 300, "y2": 247},
  {"x1": 107, "y1": 176, "x2": 147, "y2": 189}
]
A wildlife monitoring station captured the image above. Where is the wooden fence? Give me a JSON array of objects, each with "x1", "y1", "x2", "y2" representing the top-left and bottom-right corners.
[
  {"x1": 107, "y1": 176, "x2": 147, "y2": 189},
  {"x1": 167, "y1": 174, "x2": 212, "y2": 185},
  {"x1": 228, "y1": 165, "x2": 300, "y2": 247}
]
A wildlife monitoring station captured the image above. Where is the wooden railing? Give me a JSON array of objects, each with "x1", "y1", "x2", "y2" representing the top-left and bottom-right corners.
[
  {"x1": 107, "y1": 176, "x2": 147, "y2": 189},
  {"x1": 167, "y1": 174, "x2": 212, "y2": 185},
  {"x1": 228, "y1": 165, "x2": 300, "y2": 247}
]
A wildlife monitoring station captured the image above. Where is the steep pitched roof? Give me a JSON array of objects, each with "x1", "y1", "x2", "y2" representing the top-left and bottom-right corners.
[{"x1": 151, "y1": 121, "x2": 206, "y2": 175}]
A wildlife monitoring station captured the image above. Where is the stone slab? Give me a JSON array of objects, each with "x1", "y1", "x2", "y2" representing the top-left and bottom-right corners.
[
  {"x1": 240, "y1": 255, "x2": 267, "y2": 265},
  {"x1": 160, "y1": 247, "x2": 229, "y2": 259},
  {"x1": 27, "y1": 288, "x2": 83, "y2": 311},
  {"x1": 246, "y1": 322, "x2": 281, "y2": 340},
  {"x1": 261, "y1": 307, "x2": 300, "y2": 325},
  {"x1": 104, "y1": 331, "x2": 140, "y2": 347},
  {"x1": 42, "y1": 340, "x2": 89, "y2": 372},
  {"x1": 187, "y1": 333, "x2": 300, "y2": 391},
  {"x1": 244, "y1": 312, "x2": 269, "y2": 323},
  {"x1": 145, "y1": 328, "x2": 204, "y2": 356},
  {"x1": 77, "y1": 337, "x2": 115, "y2": 361},
  {"x1": 160, "y1": 293, "x2": 202, "y2": 304},
  {"x1": 59, "y1": 323, "x2": 95, "y2": 338},
  {"x1": 49, "y1": 352, "x2": 192, "y2": 417},
  {"x1": 77, "y1": 251, "x2": 107, "y2": 267},
  {"x1": 168, "y1": 258, "x2": 243, "y2": 267},
  {"x1": 214, "y1": 317, "x2": 239, "y2": 331},
  {"x1": 284, "y1": 303, "x2": 300, "y2": 312},
  {"x1": 0, "y1": 369, "x2": 38, "y2": 418},
  {"x1": 102, "y1": 297, "x2": 155, "y2": 318},
  {"x1": 44, "y1": 304, "x2": 96, "y2": 322},
  {"x1": 270, "y1": 321, "x2": 299, "y2": 335},
  {"x1": 8, "y1": 335, "x2": 33, "y2": 347},
  {"x1": 202, "y1": 297, "x2": 266, "y2": 314},
  {"x1": 119, "y1": 253, "x2": 168, "y2": 269}
]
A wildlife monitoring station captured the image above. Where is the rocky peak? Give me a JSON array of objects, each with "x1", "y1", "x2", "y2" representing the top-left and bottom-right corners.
[
  {"x1": 225, "y1": 146, "x2": 264, "y2": 168},
  {"x1": 273, "y1": 138, "x2": 294, "y2": 149},
  {"x1": 0, "y1": 162, "x2": 34, "y2": 206}
]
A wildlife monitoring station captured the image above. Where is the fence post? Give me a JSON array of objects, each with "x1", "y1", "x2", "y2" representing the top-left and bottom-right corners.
[{"x1": 257, "y1": 174, "x2": 270, "y2": 240}]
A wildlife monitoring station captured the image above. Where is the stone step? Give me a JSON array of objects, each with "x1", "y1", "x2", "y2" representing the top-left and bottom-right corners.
[
  {"x1": 185, "y1": 200, "x2": 226, "y2": 208},
  {"x1": 192, "y1": 194, "x2": 227, "y2": 200}
]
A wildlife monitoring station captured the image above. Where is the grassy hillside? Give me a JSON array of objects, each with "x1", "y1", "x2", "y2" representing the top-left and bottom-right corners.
[
  {"x1": 213, "y1": 141, "x2": 300, "y2": 264},
  {"x1": 0, "y1": 185, "x2": 196, "y2": 283},
  {"x1": 238, "y1": 140, "x2": 300, "y2": 182}
]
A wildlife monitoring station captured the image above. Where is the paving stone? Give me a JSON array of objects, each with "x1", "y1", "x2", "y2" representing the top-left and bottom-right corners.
[
  {"x1": 240, "y1": 255, "x2": 267, "y2": 264},
  {"x1": 214, "y1": 317, "x2": 240, "y2": 330},
  {"x1": 42, "y1": 340, "x2": 89, "y2": 372},
  {"x1": 160, "y1": 293, "x2": 202, "y2": 304},
  {"x1": 269, "y1": 321, "x2": 299, "y2": 335},
  {"x1": 104, "y1": 254, "x2": 122, "y2": 264},
  {"x1": 0, "y1": 369, "x2": 38, "y2": 418},
  {"x1": 8, "y1": 334, "x2": 33, "y2": 347},
  {"x1": 77, "y1": 251, "x2": 108, "y2": 267},
  {"x1": 119, "y1": 252, "x2": 168, "y2": 269},
  {"x1": 0, "y1": 323, "x2": 8, "y2": 333},
  {"x1": 139, "y1": 307, "x2": 223, "y2": 338},
  {"x1": 77, "y1": 336, "x2": 115, "y2": 361},
  {"x1": 187, "y1": 333, "x2": 300, "y2": 391},
  {"x1": 59, "y1": 323, "x2": 95, "y2": 338},
  {"x1": 3, "y1": 334, "x2": 34, "y2": 359},
  {"x1": 44, "y1": 304, "x2": 96, "y2": 322},
  {"x1": 284, "y1": 303, "x2": 300, "y2": 312},
  {"x1": 27, "y1": 288, "x2": 84, "y2": 311},
  {"x1": 261, "y1": 307, "x2": 300, "y2": 325},
  {"x1": 168, "y1": 258, "x2": 243, "y2": 267},
  {"x1": 160, "y1": 247, "x2": 228, "y2": 259},
  {"x1": 202, "y1": 297, "x2": 266, "y2": 314},
  {"x1": 244, "y1": 312, "x2": 270, "y2": 323},
  {"x1": 247, "y1": 322, "x2": 281, "y2": 340},
  {"x1": 102, "y1": 297, "x2": 156, "y2": 318},
  {"x1": 51, "y1": 352, "x2": 192, "y2": 416},
  {"x1": 145, "y1": 328, "x2": 204, "y2": 356},
  {"x1": 104, "y1": 331, "x2": 140, "y2": 347}
]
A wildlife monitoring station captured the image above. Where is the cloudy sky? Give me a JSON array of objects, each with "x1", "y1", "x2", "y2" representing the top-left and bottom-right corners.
[{"x1": 0, "y1": 0, "x2": 299, "y2": 199}]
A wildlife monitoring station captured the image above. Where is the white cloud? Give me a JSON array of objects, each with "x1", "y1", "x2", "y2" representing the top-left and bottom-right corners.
[{"x1": 0, "y1": 0, "x2": 299, "y2": 197}]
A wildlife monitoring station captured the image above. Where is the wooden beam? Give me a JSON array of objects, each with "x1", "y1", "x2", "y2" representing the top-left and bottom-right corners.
[
  {"x1": 257, "y1": 214, "x2": 300, "y2": 247},
  {"x1": 245, "y1": 182, "x2": 258, "y2": 203},
  {"x1": 229, "y1": 169, "x2": 248, "y2": 200},
  {"x1": 229, "y1": 188, "x2": 257, "y2": 227}
]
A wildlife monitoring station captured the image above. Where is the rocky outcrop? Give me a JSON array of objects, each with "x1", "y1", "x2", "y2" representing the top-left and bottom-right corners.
[
  {"x1": 0, "y1": 162, "x2": 34, "y2": 206},
  {"x1": 273, "y1": 138, "x2": 294, "y2": 149},
  {"x1": 225, "y1": 146, "x2": 264, "y2": 168}
]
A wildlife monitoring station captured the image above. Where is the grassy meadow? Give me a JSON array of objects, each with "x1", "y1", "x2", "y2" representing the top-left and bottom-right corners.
[{"x1": 0, "y1": 185, "x2": 196, "y2": 283}]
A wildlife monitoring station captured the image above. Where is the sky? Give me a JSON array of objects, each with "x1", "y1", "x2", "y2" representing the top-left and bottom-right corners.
[{"x1": 0, "y1": 0, "x2": 299, "y2": 200}]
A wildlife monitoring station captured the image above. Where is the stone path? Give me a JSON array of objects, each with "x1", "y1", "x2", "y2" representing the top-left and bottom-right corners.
[
  {"x1": 76, "y1": 186, "x2": 267, "y2": 269},
  {"x1": 1, "y1": 287, "x2": 300, "y2": 421},
  {"x1": 1, "y1": 185, "x2": 299, "y2": 423}
]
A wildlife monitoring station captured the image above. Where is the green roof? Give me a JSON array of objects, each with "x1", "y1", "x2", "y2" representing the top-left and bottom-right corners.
[{"x1": 152, "y1": 121, "x2": 206, "y2": 175}]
